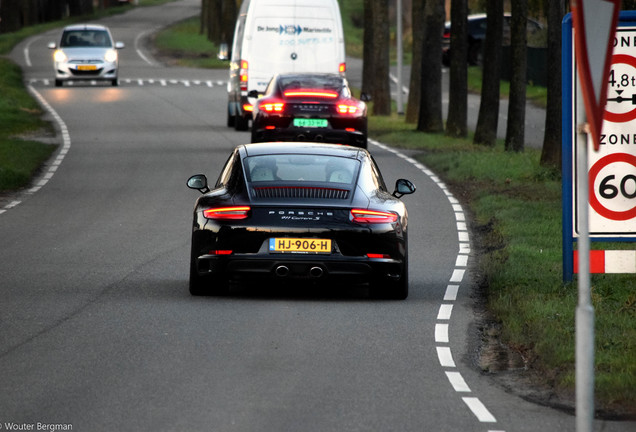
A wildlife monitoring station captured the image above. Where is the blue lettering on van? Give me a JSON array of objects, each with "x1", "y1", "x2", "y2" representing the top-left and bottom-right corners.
[{"x1": 280, "y1": 25, "x2": 302, "y2": 35}]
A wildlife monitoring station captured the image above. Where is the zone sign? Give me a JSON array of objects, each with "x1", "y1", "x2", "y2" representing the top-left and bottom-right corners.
[{"x1": 574, "y1": 27, "x2": 636, "y2": 236}]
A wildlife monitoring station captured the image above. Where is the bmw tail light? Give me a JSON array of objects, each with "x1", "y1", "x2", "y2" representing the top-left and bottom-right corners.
[
  {"x1": 259, "y1": 100, "x2": 285, "y2": 112},
  {"x1": 350, "y1": 209, "x2": 398, "y2": 224},
  {"x1": 239, "y1": 60, "x2": 248, "y2": 91},
  {"x1": 203, "y1": 206, "x2": 251, "y2": 220}
]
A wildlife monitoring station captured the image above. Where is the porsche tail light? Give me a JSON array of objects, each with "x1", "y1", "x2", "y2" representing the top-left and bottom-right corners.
[
  {"x1": 283, "y1": 90, "x2": 338, "y2": 98},
  {"x1": 337, "y1": 104, "x2": 358, "y2": 114},
  {"x1": 350, "y1": 209, "x2": 398, "y2": 224},
  {"x1": 239, "y1": 60, "x2": 248, "y2": 91},
  {"x1": 259, "y1": 100, "x2": 285, "y2": 112},
  {"x1": 203, "y1": 206, "x2": 251, "y2": 220},
  {"x1": 209, "y1": 250, "x2": 233, "y2": 255}
]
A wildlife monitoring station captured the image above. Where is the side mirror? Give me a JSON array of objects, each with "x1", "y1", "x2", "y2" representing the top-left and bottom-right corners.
[
  {"x1": 48, "y1": 42, "x2": 57, "y2": 49},
  {"x1": 393, "y1": 178, "x2": 416, "y2": 198},
  {"x1": 187, "y1": 174, "x2": 210, "y2": 194},
  {"x1": 247, "y1": 90, "x2": 259, "y2": 99},
  {"x1": 360, "y1": 92, "x2": 372, "y2": 102},
  {"x1": 115, "y1": 41, "x2": 125, "y2": 49},
  {"x1": 217, "y1": 42, "x2": 229, "y2": 61}
]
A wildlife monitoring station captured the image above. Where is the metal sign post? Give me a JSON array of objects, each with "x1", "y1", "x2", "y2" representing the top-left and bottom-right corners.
[{"x1": 570, "y1": 2, "x2": 620, "y2": 431}]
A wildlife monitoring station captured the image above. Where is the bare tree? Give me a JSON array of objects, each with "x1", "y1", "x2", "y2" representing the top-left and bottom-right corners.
[
  {"x1": 445, "y1": 0, "x2": 468, "y2": 138},
  {"x1": 540, "y1": 0, "x2": 566, "y2": 168},
  {"x1": 504, "y1": 0, "x2": 527, "y2": 152},
  {"x1": 405, "y1": 0, "x2": 423, "y2": 123},
  {"x1": 417, "y1": 0, "x2": 445, "y2": 133},
  {"x1": 473, "y1": 0, "x2": 504, "y2": 147}
]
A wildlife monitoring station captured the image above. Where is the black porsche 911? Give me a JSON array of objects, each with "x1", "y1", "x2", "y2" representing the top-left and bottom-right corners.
[
  {"x1": 249, "y1": 73, "x2": 369, "y2": 148},
  {"x1": 187, "y1": 142, "x2": 415, "y2": 299}
]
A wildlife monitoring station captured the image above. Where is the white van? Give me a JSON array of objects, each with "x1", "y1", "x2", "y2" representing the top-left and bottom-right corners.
[{"x1": 226, "y1": 0, "x2": 346, "y2": 130}]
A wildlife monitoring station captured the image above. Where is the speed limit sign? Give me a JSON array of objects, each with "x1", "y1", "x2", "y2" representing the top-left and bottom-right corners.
[{"x1": 574, "y1": 26, "x2": 636, "y2": 236}]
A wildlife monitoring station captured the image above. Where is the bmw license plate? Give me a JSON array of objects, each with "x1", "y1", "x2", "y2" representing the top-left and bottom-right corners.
[
  {"x1": 269, "y1": 238, "x2": 331, "y2": 254},
  {"x1": 293, "y1": 118, "x2": 328, "y2": 128}
]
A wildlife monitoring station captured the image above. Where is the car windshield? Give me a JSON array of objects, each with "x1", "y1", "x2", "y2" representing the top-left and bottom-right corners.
[
  {"x1": 244, "y1": 154, "x2": 359, "y2": 184},
  {"x1": 278, "y1": 76, "x2": 345, "y2": 94},
  {"x1": 60, "y1": 30, "x2": 112, "y2": 48}
]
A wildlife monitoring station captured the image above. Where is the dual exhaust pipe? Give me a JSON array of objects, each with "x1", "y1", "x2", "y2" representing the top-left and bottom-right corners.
[{"x1": 274, "y1": 265, "x2": 324, "y2": 278}]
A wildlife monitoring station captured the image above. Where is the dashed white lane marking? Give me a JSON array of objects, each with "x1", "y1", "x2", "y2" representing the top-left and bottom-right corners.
[
  {"x1": 1, "y1": 86, "x2": 71, "y2": 216},
  {"x1": 463, "y1": 397, "x2": 498, "y2": 423},
  {"x1": 370, "y1": 138, "x2": 503, "y2": 430},
  {"x1": 27, "y1": 78, "x2": 227, "y2": 88},
  {"x1": 446, "y1": 371, "x2": 471, "y2": 392}
]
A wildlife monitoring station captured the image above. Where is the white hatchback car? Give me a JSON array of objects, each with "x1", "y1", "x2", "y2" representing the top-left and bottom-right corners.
[{"x1": 48, "y1": 24, "x2": 124, "y2": 87}]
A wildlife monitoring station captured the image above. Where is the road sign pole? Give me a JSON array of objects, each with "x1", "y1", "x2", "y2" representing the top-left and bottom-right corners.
[{"x1": 575, "y1": 80, "x2": 595, "y2": 432}]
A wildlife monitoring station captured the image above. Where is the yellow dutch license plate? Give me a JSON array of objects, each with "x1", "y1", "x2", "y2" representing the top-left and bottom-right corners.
[
  {"x1": 269, "y1": 238, "x2": 331, "y2": 254},
  {"x1": 77, "y1": 65, "x2": 97, "y2": 71}
]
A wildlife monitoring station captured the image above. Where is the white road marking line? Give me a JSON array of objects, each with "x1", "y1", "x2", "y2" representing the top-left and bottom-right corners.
[
  {"x1": 455, "y1": 254, "x2": 469, "y2": 267},
  {"x1": 444, "y1": 285, "x2": 459, "y2": 301},
  {"x1": 449, "y1": 269, "x2": 465, "y2": 283},
  {"x1": 462, "y1": 397, "x2": 497, "y2": 423},
  {"x1": 436, "y1": 346, "x2": 456, "y2": 367},
  {"x1": 368, "y1": 138, "x2": 501, "y2": 429},
  {"x1": 437, "y1": 304, "x2": 453, "y2": 320},
  {"x1": 435, "y1": 323, "x2": 449, "y2": 343},
  {"x1": 446, "y1": 371, "x2": 471, "y2": 392}
]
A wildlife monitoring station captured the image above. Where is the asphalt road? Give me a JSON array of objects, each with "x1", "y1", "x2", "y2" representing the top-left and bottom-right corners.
[{"x1": 0, "y1": 1, "x2": 633, "y2": 431}]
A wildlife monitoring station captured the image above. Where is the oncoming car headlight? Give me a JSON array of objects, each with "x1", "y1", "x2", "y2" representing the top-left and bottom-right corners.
[
  {"x1": 53, "y1": 50, "x2": 67, "y2": 63},
  {"x1": 104, "y1": 49, "x2": 118, "y2": 63}
]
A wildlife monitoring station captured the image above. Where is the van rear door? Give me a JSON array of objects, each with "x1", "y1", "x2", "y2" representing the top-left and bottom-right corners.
[{"x1": 247, "y1": 4, "x2": 344, "y2": 93}]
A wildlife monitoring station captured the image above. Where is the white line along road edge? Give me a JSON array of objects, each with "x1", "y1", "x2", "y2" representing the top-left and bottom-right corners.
[
  {"x1": 0, "y1": 86, "x2": 71, "y2": 216},
  {"x1": 370, "y1": 138, "x2": 502, "y2": 431}
]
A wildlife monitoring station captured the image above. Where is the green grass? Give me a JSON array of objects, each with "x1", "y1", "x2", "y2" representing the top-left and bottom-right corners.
[
  {"x1": 0, "y1": 59, "x2": 56, "y2": 191},
  {"x1": 153, "y1": 17, "x2": 227, "y2": 68},
  {"x1": 369, "y1": 115, "x2": 636, "y2": 416}
]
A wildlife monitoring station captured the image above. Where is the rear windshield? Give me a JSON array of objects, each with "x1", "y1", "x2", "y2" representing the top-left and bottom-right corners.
[
  {"x1": 244, "y1": 154, "x2": 359, "y2": 184},
  {"x1": 278, "y1": 75, "x2": 345, "y2": 93},
  {"x1": 61, "y1": 30, "x2": 112, "y2": 48}
]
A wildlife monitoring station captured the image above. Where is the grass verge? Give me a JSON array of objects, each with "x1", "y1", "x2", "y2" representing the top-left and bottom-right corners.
[
  {"x1": 370, "y1": 114, "x2": 635, "y2": 417},
  {"x1": 0, "y1": 59, "x2": 56, "y2": 192}
]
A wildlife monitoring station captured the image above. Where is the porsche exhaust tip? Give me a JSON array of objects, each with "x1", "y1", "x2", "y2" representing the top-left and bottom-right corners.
[
  {"x1": 275, "y1": 265, "x2": 290, "y2": 277},
  {"x1": 309, "y1": 266, "x2": 324, "y2": 278}
]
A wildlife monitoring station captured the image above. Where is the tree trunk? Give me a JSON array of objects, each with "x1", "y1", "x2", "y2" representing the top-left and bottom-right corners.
[
  {"x1": 361, "y1": 0, "x2": 375, "y2": 97},
  {"x1": 540, "y1": 0, "x2": 565, "y2": 168},
  {"x1": 370, "y1": 0, "x2": 391, "y2": 115},
  {"x1": 504, "y1": 0, "x2": 527, "y2": 152},
  {"x1": 473, "y1": 0, "x2": 503, "y2": 147},
  {"x1": 417, "y1": 0, "x2": 444, "y2": 133},
  {"x1": 220, "y1": 0, "x2": 237, "y2": 48},
  {"x1": 405, "y1": 0, "x2": 424, "y2": 123},
  {"x1": 445, "y1": 0, "x2": 468, "y2": 137}
]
